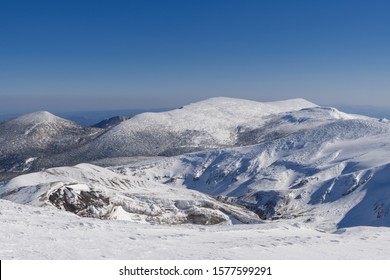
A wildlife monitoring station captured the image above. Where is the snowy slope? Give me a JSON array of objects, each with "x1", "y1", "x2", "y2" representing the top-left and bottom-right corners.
[
  {"x1": 4, "y1": 97, "x2": 390, "y2": 259},
  {"x1": 0, "y1": 111, "x2": 103, "y2": 174},
  {"x1": 0, "y1": 97, "x2": 317, "y2": 172},
  {"x1": 92, "y1": 115, "x2": 131, "y2": 128},
  {"x1": 110, "y1": 107, "x2": 390, "y2": 228},
  {"x1": 0, "y1": 164, "x2": 259, "y2": 225},
  {"x1": 3, "y1": 98, "x2": 390, "y2": 230},
  {"x1": 47, "y1": 97, "x2": 317, "y2": 165},
  {"x1": 2, "y1": 198, "x2": 390, "y2": 259}
]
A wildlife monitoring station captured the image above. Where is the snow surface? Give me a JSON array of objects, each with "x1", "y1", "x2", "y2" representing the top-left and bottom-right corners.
[
  {"x1": 1, "y1": 199, "x2": 390, "y2": 259},
  {"x1": 0, "y1": 164, "x2": 259, "y2": 225}
]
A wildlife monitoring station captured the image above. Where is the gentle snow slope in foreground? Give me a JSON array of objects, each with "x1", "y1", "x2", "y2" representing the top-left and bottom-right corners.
[{"x1": 1, "y1": 199, "x2": 390, "y2": 259}]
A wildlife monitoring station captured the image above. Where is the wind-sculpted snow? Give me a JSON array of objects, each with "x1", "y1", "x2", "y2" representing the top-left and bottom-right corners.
[{"x1": 0, "y1": 164, "x2": 260, "y2": 225}]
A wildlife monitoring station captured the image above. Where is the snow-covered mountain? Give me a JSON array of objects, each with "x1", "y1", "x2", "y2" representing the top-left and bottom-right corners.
[
  {"x1": 40, "y1": 97, "x2": 316, "y2": 166},
  {"x1": 0, "y1": 111, "x2": 103, "y2": 175},
  {"x1": 1, "y1": 97, "x2": 317, "y2": 174},
  {"x1": 111, "y1": 106, "x2": 390, "y2": 229},
  {"x1": 2, "y1": 97, "x2": 390, "y2": 230}
]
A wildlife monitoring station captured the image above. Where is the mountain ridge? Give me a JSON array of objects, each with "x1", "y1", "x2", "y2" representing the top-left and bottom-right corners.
[
  {"x1": 3, "y1": 97, "x2": 390, "y2": 229},
  {"x1": 42, "y1": 97, "x2": 318, "y2": 165}
]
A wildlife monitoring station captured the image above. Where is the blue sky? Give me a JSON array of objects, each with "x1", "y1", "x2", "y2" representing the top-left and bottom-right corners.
[{"x1": 1, "y1": 0, "x2": 390, "y2": 113}]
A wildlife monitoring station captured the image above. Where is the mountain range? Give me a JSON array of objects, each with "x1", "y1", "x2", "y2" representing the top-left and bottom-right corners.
[{"x1": 1, "y1": 97, "x2": 390, "y2": 229}]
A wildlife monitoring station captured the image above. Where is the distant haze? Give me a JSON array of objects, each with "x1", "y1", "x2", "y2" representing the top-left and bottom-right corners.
[{"x1": 1, "y1": 0, "x2": 389, "y2": 113}]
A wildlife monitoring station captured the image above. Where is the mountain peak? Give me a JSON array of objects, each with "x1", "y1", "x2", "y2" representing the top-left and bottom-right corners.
[{"x1": 10, "y1": 111, "x2": 65, "y2": 125}]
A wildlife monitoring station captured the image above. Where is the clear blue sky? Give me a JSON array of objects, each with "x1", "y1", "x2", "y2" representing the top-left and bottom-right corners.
[{"x1": 1, "y1": 0, "x2": 390, "y2": 113}]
